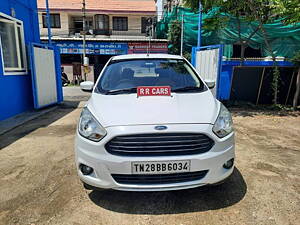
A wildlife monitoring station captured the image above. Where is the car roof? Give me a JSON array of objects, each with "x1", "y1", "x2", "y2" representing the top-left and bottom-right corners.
[{"x1": 111, "y1": 54, "x2": 184, "y2": 61}]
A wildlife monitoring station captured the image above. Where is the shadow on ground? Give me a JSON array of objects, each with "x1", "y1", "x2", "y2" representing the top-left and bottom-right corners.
[
  {"x1": 0, "y1": 101, "x2": 80, "y2": 149},
  {"x1": 89, "y1": 167, "x2": 246, "y2": 215}
]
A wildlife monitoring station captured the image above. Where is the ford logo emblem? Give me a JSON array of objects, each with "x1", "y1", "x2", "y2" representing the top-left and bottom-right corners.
[{"x1": 155, "y1": 125, "x2": 168, "y2": 131}]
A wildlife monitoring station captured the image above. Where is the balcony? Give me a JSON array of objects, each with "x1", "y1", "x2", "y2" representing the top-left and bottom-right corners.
[{"x1": 68, "y1": 28, "x2": 149, "y2": 38}]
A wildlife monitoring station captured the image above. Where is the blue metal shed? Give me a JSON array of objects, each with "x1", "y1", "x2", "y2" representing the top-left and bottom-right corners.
[{"x1": 0, "y1": 0, "x2": 62, "y2": 121}]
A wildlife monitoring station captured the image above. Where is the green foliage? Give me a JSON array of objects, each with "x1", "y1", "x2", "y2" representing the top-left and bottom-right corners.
[
  {"x1": 183, "y1": 0, "x2": 300, "y2": 24},
  {"x1": 168, "y1": 20, "x2": 181, "y2": 55},
  {"x1": 167, "y1": 19, "x2": 191, "y2": 57},
  {"x1": 291, "y1": 51, "x2": 300, "y2": 67},
  {"x1": 202, "y1": 17, "x2": 228, "y2": 31},
  {"x1": 183, "y1": 0, "x2": 276, "y2": 58},
  {"x1": 184, "y1": 0, "x2": 274, "y2": 22},
  {"x1": 183, "y1": 52, "x2": 191, "y2": 61},
  {"x1": 183, "y1": 0, "x2": 201, "y2": 11},
  {"x1": 273, "y1": 0, "x2": 300, "y2": 24},
  {"x1": 267, "y1": 103, "x2": 294, "y2": 111},
  {"x1": 272, "y1": 66, "x2": 281, "y2": 104}
]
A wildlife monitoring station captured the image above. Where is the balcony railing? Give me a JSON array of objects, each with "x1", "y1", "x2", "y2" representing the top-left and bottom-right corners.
[{"x1": 68, "y1": 28, "x2": 149, "y2": 37}]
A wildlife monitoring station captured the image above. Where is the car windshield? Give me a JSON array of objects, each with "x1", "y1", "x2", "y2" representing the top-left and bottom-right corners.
[{"x1": 96, "y1": 58, "x2": 205, "y2": 94}]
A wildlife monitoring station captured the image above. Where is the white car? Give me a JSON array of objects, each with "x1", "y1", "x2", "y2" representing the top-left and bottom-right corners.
[{"x1": 75, "y1": 54, "x2": 235, "y2": 191}]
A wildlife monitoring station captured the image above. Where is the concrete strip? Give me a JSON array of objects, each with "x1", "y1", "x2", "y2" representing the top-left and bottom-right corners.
[{"x1": 0, "y1": 106, "x2": 58, "y2": 135}]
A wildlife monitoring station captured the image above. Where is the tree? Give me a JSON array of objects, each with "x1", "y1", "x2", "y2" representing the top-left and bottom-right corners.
[
  {"x1": 168, "y1": 20, "x2": 181, "y2": 55},
  {"x1": 240, "y1": 0, "x2": 300, "y2": 106},
  {"x1": 183, "y1": 0, "x2": 300, "y2": 106},
  {"x1": 291, "y1": 51, "x2": 300, "y2": 110},
  {"x1": 273, "y1": 1, "x2": 300, "y2": 109},
  {"x1": 183, "y1": 0, "x2": 274, "y2": 61},
  {"x1": 273, "y1": 0, "x2": 300, "y2": 24}
]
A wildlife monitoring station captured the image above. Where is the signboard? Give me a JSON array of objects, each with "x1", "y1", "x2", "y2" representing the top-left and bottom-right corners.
[
  {"x1": 128, "y1": 42, "x2": 168, "y2": 54},
  {"x1": 137, "y1": 86, "x2": 171, "y2": 97},
  {"x1": 54, "y1": 41, "x2": 128, "y2": 55}
]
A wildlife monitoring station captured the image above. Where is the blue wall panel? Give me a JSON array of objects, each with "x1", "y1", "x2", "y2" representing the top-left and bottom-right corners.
[
  {"x1": 219, "y1": 66, "x2": 233, "y2": 100},
  {"x1": 0, "y1": 0, "x2": 40, "y2": 121},
  {"x1": 219, "y1": 61, "x2": 294, "y2": 100}
]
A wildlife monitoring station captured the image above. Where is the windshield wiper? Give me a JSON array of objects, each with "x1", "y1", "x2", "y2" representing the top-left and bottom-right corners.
[
  {"x1": 172, "y1": 86, "x2": 202, "y2": 93},
  {"x1": 104, "y1": 87, "x2": 137, "y2": 95}
]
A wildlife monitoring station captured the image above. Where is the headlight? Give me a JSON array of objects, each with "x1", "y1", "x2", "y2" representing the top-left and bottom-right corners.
[
  {"x1": 212, "y1": 104, "x2": 233, "y2": 138},
  {"x1": 78, "y1": 107, "x2": 106, "y2": 142}
]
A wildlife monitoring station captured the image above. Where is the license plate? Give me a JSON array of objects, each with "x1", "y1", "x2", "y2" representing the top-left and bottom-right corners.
[{"x1": 131, "y1": 160, "x2": 191, "y2": 174}]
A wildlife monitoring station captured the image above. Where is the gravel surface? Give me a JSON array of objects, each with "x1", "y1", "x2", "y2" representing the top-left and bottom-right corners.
[{"x1": 0, "y1": 96, "x2": 299, "y2": 225}]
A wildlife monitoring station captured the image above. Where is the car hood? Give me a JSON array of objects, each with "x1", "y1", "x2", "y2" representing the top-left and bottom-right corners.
[{"x1": 88, "y1": 90, "x2": 220, "y2": 127}]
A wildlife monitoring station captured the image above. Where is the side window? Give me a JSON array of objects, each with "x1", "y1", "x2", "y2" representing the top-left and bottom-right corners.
[
  {"x1": 42, "y1": 13, "x2": 61, "y2": 28},
  {"x1": 0, "y1": 13, "x2": 27, "y2": 75}
]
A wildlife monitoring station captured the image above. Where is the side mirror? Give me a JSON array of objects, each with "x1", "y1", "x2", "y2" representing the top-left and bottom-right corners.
[
  {"x1": 80, "y1": 81, "x2": 94, "y2": 92},
  {"x1": 205, "y1": 80, "x2": 215, "y2": 89}
]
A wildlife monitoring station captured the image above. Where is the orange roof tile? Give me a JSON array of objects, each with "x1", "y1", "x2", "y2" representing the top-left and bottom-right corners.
[{"x1": 37, "y1": 0, "x2": 156, "y2": 13}]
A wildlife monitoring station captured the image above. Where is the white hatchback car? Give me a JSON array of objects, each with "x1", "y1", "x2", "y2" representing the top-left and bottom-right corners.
[{"x1": 75, "y1": 54, "x2": 235, "y2": 191}]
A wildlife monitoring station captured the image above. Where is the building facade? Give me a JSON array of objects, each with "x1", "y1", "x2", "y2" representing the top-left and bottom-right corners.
[
  {"x1": 37, "y1": 0, "x2": 168, "y2": 82},
  {"x1": 0, "y1": 0, "x2": 40, "y2": 121}
]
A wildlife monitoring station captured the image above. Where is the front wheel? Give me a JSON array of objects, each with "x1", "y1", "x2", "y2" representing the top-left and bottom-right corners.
[
  {"x1": 82, "y1": 181, "x2": 105, "y2": 192},
  {"x1": 83, "y1": 182, "x2": 93, "y2": 190}
]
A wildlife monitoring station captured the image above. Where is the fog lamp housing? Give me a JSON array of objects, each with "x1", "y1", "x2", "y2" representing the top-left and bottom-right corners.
[
  {"x1": 223, "y1": 158, "x2": 234, "y2": 169},
  {"x1": 80, "y1": 164, "x2": 94, "y2": 175}
]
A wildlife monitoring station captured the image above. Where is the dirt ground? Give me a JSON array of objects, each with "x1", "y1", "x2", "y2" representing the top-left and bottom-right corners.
[{"x1": 0, "y1": 97, "x2": 299, "y2": 225}]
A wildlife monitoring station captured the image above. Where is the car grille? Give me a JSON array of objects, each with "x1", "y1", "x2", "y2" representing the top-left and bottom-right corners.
[
  {"x1": 105, "y1": 133, "x2": 214, "y2": 156},
  {"x1": 112, "y1": 170, "x2": 209, "y2": 185}
]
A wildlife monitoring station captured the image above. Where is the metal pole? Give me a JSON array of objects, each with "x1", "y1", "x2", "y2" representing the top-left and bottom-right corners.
[
  {"x1": 197, "y1": 1, "x2": 202, "y2": 48},
  {"x1": 151, "y1": 16, "x2": 154, "y2": 39},
  {"x1": 285, "y1": 71, "x2": 295, "y2": 105},
  {"x1": 82, "y1": 0, "x2": 87, "y2": 81},
  {"x1": 180, "y1": 14, "x2": 184, "y2": 56},
  {"x1": 147, "y1": 26, "x2": 151, "y2": 56},
  {"x1": 45, "y1": 0, "x2": 52, "y2": 45},
  {"x1": 256, "y1": 67, "x2": 266, "y2": 105}
]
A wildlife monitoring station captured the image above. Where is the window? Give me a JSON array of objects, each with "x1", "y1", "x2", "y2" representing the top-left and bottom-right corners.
[
  {"x1": 95, "y1": 14, "x2": 109, "y2": 30},
  {"x1": 0, "y1": 13, "x2": 27, "y2": 74},
  {"x1": 141, "y1": 17, "x2": 151, "y2": 33},
  {"x1": 94, "y1": 14, "x2": 109, "y2": 35},
  {"x1": 71, "y1": 17, "x2": 93, "y2": 34},
  {"x1": 113, "y1": 17, "x2": 128, "y2": 31},
  {"x1": 98, "y1": 59, "x2": 204, "y2": 93},
  {"x1": 42, "y1": 13, "x2": 61, "y2": 28}
]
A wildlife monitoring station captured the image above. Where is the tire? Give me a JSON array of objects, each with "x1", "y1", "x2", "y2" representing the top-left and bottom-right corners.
[
  {"x1": 83, "y1": 182, "x2": 93, "y2": 190},
  {"x1": 82, "y1": 182, "x2": 105, "y2": 192}
]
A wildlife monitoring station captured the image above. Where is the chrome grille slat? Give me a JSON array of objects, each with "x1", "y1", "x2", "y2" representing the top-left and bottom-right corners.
[
  {"x1": 108, "y1": 145, "x2": 210, "y2": 153},
  {"x1": 115, "y1": 134, "x2": 206, "y2": 139},
  {"x1": 108, "y1": 142, "x2": 211, "y2": 149},
  {"x1": 105, "y1": 133, "x2": 214, "y2": 156},
  {"x1": 110, "y1": 139, "x2": 210, "y2": 144}
]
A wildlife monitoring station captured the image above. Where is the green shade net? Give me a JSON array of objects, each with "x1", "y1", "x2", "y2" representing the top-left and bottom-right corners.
[{"x1": 157, "y1": 7, "x2": 300, "y2": 58}]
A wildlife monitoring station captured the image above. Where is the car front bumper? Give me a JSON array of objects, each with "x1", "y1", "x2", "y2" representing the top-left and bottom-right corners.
[{"x1": 75, "y1": 124, "x2": 235, "y2": 191}]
